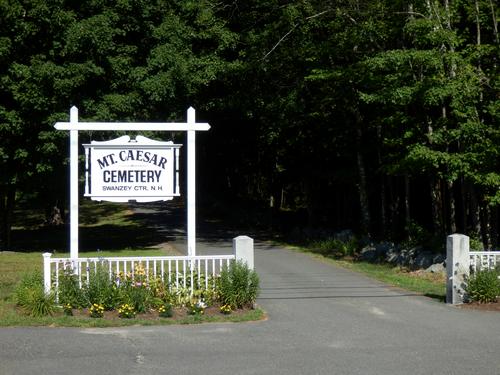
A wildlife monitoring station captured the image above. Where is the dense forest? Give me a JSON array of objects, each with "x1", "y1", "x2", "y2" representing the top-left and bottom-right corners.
[{"x1": 0, "y1": 0, "x2": 498, "y2": 250}]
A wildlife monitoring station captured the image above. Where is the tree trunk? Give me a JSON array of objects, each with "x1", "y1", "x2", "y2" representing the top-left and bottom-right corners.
[
  {"x1": 387, "y1": 176, "x2": 399, "y2": 239},
  {"x1": 430, "y1": 177, "x2": 443, "y2": 235},
  {"x1": 470, "y1": 184, "x2": 482, "y2": 238},
  {"x1": 490, "y1": 206, "x2": 498, "y2": 248},
  {"x1": 404, "y1": 174, "x2": 411, "y2": 232},
  {"x1": 448, "y1": 181, "x2": 456, "y2": 233},
  {"x1": 480, "y1": 203, "x2": 492, "y2": 249},
  {"x1": 356, "y1": 127, "x2": 371, "y2": 237},
  {"x1": 460, "y1": 178, "x2": 467, "y2": 233},
  {"x1": 1, "y1": 184, "x2": 16, "y2": 251},
  {"x1": 380, "y1": 176, "x2": 387, "y2": 237},
  {"x1": 377, "y1": 125, "x2": 386, "y2": 237},
  {"x1": 489, "y1": 0, "x2": 499, "y2": 44},
  {"x1": 0, "y1": 186, "x2": 5, "y2": 250}
]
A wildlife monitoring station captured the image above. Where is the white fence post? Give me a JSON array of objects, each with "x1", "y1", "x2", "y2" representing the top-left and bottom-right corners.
[
  {"x1": 43, "y1": 253, "x2": 52, "y2": 294},
  {"x1": 70, "y1": 106, "x2": 79, "y2": 260},
  {"x1": 187, "y1": 107, "x2": 196, "y2": 257},
  {"x1": 233, "y1": 236, "x2": 254, "y2": 270},
  {"x1": 446, "y1": 234, "x2": 470, "y2": 305}
]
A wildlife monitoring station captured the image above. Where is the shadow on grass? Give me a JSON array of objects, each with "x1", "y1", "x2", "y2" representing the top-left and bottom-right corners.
[{"x1": 10, "y1": 224, "x2": 173, "y2": 253}]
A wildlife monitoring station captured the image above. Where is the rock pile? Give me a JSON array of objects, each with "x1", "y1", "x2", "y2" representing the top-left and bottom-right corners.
[{"x1": 360, "y1": 242, "x2": 445, "y2": 273}]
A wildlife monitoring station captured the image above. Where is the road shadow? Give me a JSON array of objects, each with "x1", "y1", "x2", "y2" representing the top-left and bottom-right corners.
[{"x1": 9, "y1": 199, "x2": 265, "y2": 253}]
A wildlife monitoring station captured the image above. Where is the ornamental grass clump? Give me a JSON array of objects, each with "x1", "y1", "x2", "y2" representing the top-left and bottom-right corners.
[
  {"x1": 84, "y1": 263, "x2": 121, "y2": 310},
  {"x1": 15, "y1": 271, "x2": 56, "y2": 317},
  {"x1": 58, "y1": 268, "x2": 86, "y2": 309},
  {"x1": 466, "y1": 269, "x2": 500, "y2": 303},
  {"x1": 217, "y1": 260, "x2": 259, "y2": 309}
]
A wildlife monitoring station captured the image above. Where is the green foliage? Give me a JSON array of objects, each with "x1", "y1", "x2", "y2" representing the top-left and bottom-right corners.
[
  {"x1": 117, "y1": 303, "x2": 136, "y2": 319},
  {"x1": 217, "y1": 260, "x2": 259, "y2": 309},
  {"x1": 1, "y1": 0, "x2": 498, "y2": 251},
  {"x1": 58, "y1": 269, "x2": 86, "y2": 308},
  {"x1": 119, "y1": 282, "x2": 151, "y2": 314},
  {"x1": 466, "y1": 269, "x2": 500, "y2": 303},
  {"x1": 186, "y1": 300, "x2": 206, "y2": 316},
  {"x1": 309, "y1": 237, "x2": 358, "y2": 257},
  {"x1": 219, "y1": 304, "x2": 232, "y2": 315},
  {"x1": 89, "y1": 303, "x2": 105, "y2": 318},
  {"x1": 114, "y1": 262, "x2": 152, "y2": 313},
  {"x1": 15, "y1": 271, "x2": 55, "y2": 317},
  {"x1": 82, "y1": 263, "x2": 120, "y2": 310},
  {"x1": 158, "y1": 303, "x2": 173, "y2": 318},
  {"x1": 469, "y1": 237, "x2": 484, "y2": 251}
]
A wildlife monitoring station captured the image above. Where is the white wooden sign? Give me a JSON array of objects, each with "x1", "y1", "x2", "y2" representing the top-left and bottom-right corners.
[
  {"x1": 83, "y1": 135, "x2": 181, "y2": 202},
  {"x1": 55, "y1": 106, "x2": 209, "y2": 259}
]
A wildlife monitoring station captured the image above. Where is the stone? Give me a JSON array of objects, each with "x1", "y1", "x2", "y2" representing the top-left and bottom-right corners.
[
  {"x1": 375, "y1": 242, "x2": 395, "y2": 256},
  {"x1": 360, "y1": 245, "x2": 378, "y2": 262},
  {"x1": 413, "y1": 251, "x2": 434, "y2": 270},
  {"x1": 397, "y1": 246, "x2": 420, "y2": 267},
  {"x1": 433, "y1": 254, "x2": 445, "y2": 264},
  {"x1": 425, "y1": 263, "x2": 445, "y2": 273},
  {"x1": 386, "y1": 251, "x2": 400, "y2": 264}
]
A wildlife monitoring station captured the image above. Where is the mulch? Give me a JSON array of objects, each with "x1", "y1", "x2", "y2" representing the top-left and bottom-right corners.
[
  {"x1": 69, "y1": 304, "x2": 250, "y2": 321},
  {"x1": 459, "y1": 301, "x2": 500, "y2": 312}
]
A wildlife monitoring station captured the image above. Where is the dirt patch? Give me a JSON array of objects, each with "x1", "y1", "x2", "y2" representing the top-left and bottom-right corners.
[{"x1": 459, "y1": 301, "x2": 500, "y2": 312}]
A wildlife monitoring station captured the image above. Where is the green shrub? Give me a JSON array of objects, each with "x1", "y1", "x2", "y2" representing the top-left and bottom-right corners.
[
  {"x1": 58, "y1": 269, "x2": 86, "y2": 308},
  {"x1": 466, "y1": 269, "x2": 500, "y2": 303},
  {"x1": 120, "y1": 282, "x2": 152, "y2": 313},
  {"x1": 82, "y1": 263, "x2": 120, "y2": 310},
  {"x1": 89, "y1": 303, "x2": 105, "y2": 318},
  {"x1": 118, "y1": 303, "x2": 136, "y2": 319},
  {"x1": 469, "y1": 236, "x2": 484, "y2": 251},
  {"x1": 187, "y1": 300, "x2": 206, "y2": 315},
  {"x1": 158, "y1": 303, "x2": 173, "y2": 318},
  {"x1": 217, "y1": 260, "x2": 259, "y2": 309},
  {"x1": 309, "y1": 237, "x2": 358, "y2": 257},
  {"x1": 15, "y1": 272, "x2": 56, "y2": 317}
]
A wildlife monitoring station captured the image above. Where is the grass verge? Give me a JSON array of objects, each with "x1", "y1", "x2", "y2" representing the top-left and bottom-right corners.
[
  {"x1": 333, "y1": 259, "x2": 446, "y2": 301},
  {"x1": 0, "y1": 306, "x2": 265, "y2": 328}
]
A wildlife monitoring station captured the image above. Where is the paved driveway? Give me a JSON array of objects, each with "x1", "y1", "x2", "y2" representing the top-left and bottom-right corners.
[{"x1": 1, "y1": 205, "x2": 499, "y2": 374}]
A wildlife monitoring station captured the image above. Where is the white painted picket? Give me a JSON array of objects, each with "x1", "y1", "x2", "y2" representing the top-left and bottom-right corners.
[
  {"x1": 469, "y1": 251, "x2": 500, "y2": 273},
  {"x1": 43, "y1": 254, "x2": 234, "y2": 296}
]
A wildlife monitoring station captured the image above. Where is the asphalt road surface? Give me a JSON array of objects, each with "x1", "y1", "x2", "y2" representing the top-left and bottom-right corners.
[{"x1": 1, "y1": 204, "x2": 499, "y2": 375}]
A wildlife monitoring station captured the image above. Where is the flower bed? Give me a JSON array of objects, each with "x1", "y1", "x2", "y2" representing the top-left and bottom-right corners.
[
  {"x1": 15, "y1": 260, "x2": 261, "y2": 324},
  {"x1": 67, "y1": 304, "x2": 254, "y2": 321}
]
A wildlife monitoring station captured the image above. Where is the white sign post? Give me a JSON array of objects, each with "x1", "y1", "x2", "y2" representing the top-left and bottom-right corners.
[{"x1": 55, "y1": 106, "x2": 209, "y2": 259}]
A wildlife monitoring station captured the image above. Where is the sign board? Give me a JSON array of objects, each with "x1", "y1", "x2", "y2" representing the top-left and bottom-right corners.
[{"x1": 83, "y1": 135, "x2": 181, "y2": 202}]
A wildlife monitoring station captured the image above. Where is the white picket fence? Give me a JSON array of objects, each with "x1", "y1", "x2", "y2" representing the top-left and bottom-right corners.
[
  {"x1": 447, "y1": 234, "x2": 500, "y2": 304},
  {"x1": 43, "y1": 235, "x2": 255, "y2": 297},
  {"x1": 43, "y1": 254, "x2": 234, "y2": 296},
  {"x1": 469, "y1": 251, "x2": 500, "y2": 273}
]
